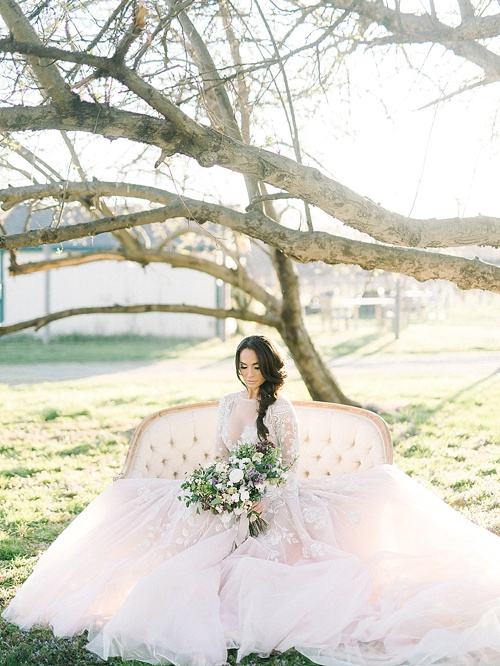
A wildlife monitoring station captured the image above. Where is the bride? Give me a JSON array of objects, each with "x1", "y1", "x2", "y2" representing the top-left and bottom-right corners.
[{"x1": 3, "y1": 334, "x2": 500, "y2": 666}]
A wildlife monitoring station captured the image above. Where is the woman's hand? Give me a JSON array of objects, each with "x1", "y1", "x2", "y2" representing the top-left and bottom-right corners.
[{"x1": 251, "y1": 500, "x2": 265, "y2": 517}]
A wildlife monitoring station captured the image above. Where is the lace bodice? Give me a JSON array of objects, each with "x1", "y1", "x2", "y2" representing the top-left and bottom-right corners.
[{"x1": 214, "y1": 391, "x2": 299, "y2": 470}]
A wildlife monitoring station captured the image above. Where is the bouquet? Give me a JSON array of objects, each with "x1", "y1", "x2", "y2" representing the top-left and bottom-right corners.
[{"x1": 179, "y1": 439, "x2": 293, "y2": 537}]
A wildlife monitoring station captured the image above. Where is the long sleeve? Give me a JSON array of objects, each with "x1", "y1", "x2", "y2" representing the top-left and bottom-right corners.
[
  {"x1": 266, "y1": 396, "x2": 299, "y2": 472},
  {"x1": 213, "y1": 394, "x2": 231, "y2": 459},
  {"x1": 214, "y1": 393, "x2": 299, "y2": 472}
]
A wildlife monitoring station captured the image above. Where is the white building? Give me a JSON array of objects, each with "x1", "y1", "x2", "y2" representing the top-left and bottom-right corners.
[
  {"x1": 1, "y1": 251, "x2": 227, "y2": 338},
  {"x1": 0, "y1": 207, "x2": 229, "y2": 339}
]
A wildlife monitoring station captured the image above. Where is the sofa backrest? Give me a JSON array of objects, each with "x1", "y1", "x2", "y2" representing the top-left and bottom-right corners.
[{"x1": 116, "y1": 400, "x2": 393, "y2": 481}]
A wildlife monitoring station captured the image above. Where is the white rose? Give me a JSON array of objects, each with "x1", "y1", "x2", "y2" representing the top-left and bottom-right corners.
[
  {"x1": 240, "y1": 490, "x2": 250, "y2": 501},
  {"x1": 229, "y1": 468, "x2": 244, "y2": 483}
]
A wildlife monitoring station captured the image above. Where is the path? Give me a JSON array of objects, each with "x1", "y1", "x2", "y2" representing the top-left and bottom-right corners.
[{"x1": 1, "y1": 351, "x2": 499, "y2": 385}]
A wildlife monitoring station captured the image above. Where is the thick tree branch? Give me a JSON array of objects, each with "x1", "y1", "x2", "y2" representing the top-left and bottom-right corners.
[
  {"x1": 0, "y1": 35, "x2": 499, "y2": 248},
  {"x1": 8, "y1": 251, "x2": 127, "y2": 274},
  {"x1": 113, "y1": 4, "x2": 148, "y2": 63},
  {"x1": 0, "y1": 1, "x2": 76, "y2": 108},
  {"x1": 0, "y1": 102, "x2": 185, "y2": 160},
  {"x1": 167, "y1": 2, "x2": 261, "y2": 205},
  {"x1": 233, "y1": 215, "x2": 500, "y2": 294},
  {"x1": 2, "y1": 187, "x2": 498, "y2": 293},
  {"x1": 0, "y1": 36, "x2": 116, "y2": 69},
  {"x1": 325, "y1": 0, "x2": 500, "y2": 82},
  {"x1": 0, "y1": 303, "x2": 280, "y2": 337},
  {"x1": 0, "y1": 180, "x2": 495, "y2": 253},
  {"x1": 168, "y1": 1, "x2": 241, "y2": 140},
  {"x1": 457, "y1": 0, "x2": 475, "y2": 22},
  {"x1": 1, "y1": 170, "x2": 499, "y2": 259},
  {"x1": 0, "y1": 203, "x2": 180, "y2": 249},
  {"x1": 329, "y1": 0, "x2": 500, "y2": 43},
  {"x1": 0, "y1": 35, "x2": 206, "y2": 137},
  {"x1": 6, "y1": 227, "x2": 279, "y2": 312}
]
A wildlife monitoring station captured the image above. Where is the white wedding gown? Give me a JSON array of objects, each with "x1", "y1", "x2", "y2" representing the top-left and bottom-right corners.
[{"x1": 3, "y1": 391, "x2": 500, "y2": 666}]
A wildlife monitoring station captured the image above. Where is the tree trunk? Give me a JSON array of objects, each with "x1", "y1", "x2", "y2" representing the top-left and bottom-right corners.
[{"x1": 274, "y1": 250, "x2": 356, "y2": 406}]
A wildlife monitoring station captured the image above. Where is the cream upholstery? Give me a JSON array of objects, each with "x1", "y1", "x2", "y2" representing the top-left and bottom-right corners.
[{"x1": 116, "y1": 400, "x2": 392, "y2": 481}]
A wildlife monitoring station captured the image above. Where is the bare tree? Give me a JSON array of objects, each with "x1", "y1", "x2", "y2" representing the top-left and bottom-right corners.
[{"x1": 0, "y1": 0, "x2": 499, "y2": 403}]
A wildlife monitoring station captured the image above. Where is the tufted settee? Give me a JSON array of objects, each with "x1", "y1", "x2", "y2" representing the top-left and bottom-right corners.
[{"x1": 115, "y1": 400, "x2": 393, "y2": 481}]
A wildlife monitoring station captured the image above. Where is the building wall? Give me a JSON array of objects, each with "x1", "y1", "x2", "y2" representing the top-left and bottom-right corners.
[{"x1": 2, "y1": 252, "x2": 220, "y2": 338}]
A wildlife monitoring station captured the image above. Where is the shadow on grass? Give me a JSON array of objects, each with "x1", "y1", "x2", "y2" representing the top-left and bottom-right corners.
[
  {"x1": 0, "y1": 335, "x2": 206, "y2": 365},
  {"x1": 324, "y1": 332, "x2": 394, "y2": 360},
  {"x1": 0, "y1": 467, "x2": 41, "y2": 479},
  {"x1": 385, "y1": 369, "x2": 499, "y2": 451}
]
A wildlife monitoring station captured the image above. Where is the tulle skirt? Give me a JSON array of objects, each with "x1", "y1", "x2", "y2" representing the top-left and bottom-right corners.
[{"x1": 3, "y1": 465, "x2": 500, "y2": 666}]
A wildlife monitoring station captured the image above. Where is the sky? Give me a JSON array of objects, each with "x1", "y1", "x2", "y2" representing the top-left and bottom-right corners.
[
  {"x1": 1, "y1": 6, "x2": 499, "y2": 237},
  {"x1": 298, "y1": 51, "x2": 500, "y2": 223}
]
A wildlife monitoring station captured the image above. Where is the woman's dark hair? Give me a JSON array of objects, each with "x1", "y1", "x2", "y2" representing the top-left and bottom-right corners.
[{"x1": 235, "y1": 335, "x2": 287, "y2": 441}]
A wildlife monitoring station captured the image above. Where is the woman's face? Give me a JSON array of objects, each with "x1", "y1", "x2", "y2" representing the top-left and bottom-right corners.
[{"x1": 238, "y1": 348, "x2": 265, "y2": 394}]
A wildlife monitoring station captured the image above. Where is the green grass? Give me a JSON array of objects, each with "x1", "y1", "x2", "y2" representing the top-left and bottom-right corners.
[
  {"x1": 0, "y1": 308, "x2": 499, "y2": 665},
  {"x1": 1, "y1": 294, "x2": 499, "y2": 365},
  {"x1": 0, "y1": 334, "x2": 208, "y2": 364},
  {"x1": 0, "y1": 620, "x2": 308, "y2": 666},
  {"x1": 307, "y1": 295, "x2": 500, "y2": 357}
]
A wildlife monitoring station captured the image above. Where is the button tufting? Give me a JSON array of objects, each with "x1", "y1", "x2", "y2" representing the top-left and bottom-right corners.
[{"x1": 123, "y1": 402, "x2": 391, "y2": 483}]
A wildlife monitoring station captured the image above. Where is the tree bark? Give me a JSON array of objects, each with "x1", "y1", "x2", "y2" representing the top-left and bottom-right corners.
[
  {"x1": 1, "y1": 1, "x2": 498, "y2": 409},
  {"x1": 273, "y1": 250, "x2": 355, "y2": 405},
  {"x1": 3, "y1": 185, "x2": 498, "y2": 294},
  {"x1": 0, "y1": 303, "x2": 280, "y2": 336},
  {"x1": 0, "y1": 1, "x2": 75, "y2": 108},
  {"x1": 1, "y1": 103, "x2": 500, "y2": 249}
]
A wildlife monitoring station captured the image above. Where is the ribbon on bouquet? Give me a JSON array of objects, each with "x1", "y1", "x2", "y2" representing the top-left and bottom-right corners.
[{"x1": 233, "y1": 513, "x2": 250, "y2": 546}]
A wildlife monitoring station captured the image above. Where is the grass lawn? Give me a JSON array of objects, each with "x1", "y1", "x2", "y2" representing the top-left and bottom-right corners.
[{"x1": 1, "y1": 299, "x2": 499, "y2": 665}]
